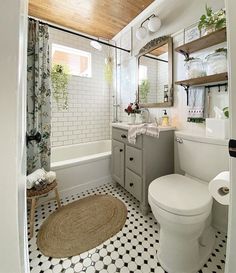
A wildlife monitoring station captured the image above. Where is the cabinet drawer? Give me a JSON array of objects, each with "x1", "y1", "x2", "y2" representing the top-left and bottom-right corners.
[
  {"x1": 112, "y1": 128, "x2": 142, "y2": 149},
  {"x1": 125, "y1": 168, "x2": 142, "y2": 201},
  {"x1": 126, "y1": 145, "x2": 142, "y2": 175}
]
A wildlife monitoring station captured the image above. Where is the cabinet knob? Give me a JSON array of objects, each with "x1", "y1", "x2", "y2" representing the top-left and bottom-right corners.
[
  {"x1": 120, "y1": 149, "x2": 123, "y2": 152},
  {"x1": 121, "y1": 134, "x2": 127, "y2": 139},
  {"x1": 129, "y1": 183, "x2": 134, "y2": 187},
  {"x1": 129, "y1": 157, "x2": 134, "y2": 161}
]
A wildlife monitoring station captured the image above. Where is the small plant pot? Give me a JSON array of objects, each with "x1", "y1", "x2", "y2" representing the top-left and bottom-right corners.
[{"x1": 202, "y1": 25, "x2": 215, "y2": 36}]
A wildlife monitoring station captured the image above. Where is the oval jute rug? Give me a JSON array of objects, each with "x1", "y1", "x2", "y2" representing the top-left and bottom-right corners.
[{"x1": 37, "y1": 194, "x2": 127, "y2": 258}]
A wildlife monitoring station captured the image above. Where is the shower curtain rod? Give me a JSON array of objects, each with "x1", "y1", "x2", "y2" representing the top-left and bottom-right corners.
[{"x1": 28, "y1": 17, "x2": 131, "y2": 53}]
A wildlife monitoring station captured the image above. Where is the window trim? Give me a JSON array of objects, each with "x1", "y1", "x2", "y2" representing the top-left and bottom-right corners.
[{"x1": 52, "y1": 43, "x2": 92, "y2": 77}]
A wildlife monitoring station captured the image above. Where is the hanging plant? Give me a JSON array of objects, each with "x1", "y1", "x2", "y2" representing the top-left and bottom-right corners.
[
  {"x1": 104, "y1": 56, "x2": 113, "y2": 85},
  {"x1": 51, "y1": 64, "x2": 70, "y2": 110}
]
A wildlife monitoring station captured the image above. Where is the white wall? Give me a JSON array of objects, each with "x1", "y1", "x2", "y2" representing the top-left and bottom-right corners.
[
  {"x1": 114, "y1": 0, "x2": 227, "y2": 131},
  {"x1": 0, "y1": 0, "x2": 29, "y2": 272},
  {"x1": 50, "y1": 28, "x2": 112, "y2": 147}
]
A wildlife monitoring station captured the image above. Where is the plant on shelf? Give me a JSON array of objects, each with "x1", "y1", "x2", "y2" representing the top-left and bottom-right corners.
[
  {"x1": 198, "y1": 5, "x2": 226, "y2": 35},
  {"x1": 139, "y1": 79, "x2": 150, "y2": 103},
  {"x1": 124, "y1": 102, "x2": 141, "y2": 115},
  {"x1": 223, "y1": 107, "x2": 229, "y2": 118},
  {"x1": 51, "y1": 64, "x2": 70, "y2": 110}
]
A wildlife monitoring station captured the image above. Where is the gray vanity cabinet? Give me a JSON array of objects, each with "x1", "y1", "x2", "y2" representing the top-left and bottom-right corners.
[{"x1": 112, "y1": 126, "x2": 174, "y2": 214}]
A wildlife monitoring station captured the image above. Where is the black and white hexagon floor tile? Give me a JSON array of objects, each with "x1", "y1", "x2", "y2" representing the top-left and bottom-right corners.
[{"x1": 28, "y1": 183, "x2": 227, "y2": 273}]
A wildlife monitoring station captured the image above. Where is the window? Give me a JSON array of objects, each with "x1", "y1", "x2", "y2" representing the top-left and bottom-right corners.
[
  {"x1": 139, "y1": 65, "x2": 147, "y2": 84},
  {"x1": 52, "y1": 43, "x2": 92, "y2": 77}
]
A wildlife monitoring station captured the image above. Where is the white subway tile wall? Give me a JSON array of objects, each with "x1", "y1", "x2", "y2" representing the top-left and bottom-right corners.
[
  {"x1": 139, "y1": 54, "x2": 168, "y2": 104},
  {"x1": 50, "y1": 28, "x2": 112, "y2": 147}
]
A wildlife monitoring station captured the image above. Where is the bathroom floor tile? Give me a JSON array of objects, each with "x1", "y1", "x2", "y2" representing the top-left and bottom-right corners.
[{"x1": 28, "y1": 183, "x2": 227, "y2": 273}]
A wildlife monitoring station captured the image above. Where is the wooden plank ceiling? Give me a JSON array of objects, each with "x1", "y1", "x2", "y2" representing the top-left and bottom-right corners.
[{"x1": 29, "y1": 0, "x2": 154, "y2": 40}]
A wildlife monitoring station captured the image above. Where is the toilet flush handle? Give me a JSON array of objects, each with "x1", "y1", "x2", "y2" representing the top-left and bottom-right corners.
[{"x1": 176, "y1": 137, "x2": 183, "y2": 144}]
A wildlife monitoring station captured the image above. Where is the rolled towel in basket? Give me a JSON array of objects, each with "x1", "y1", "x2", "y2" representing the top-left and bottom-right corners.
[
  {"x1": 27, "y1": 169, "x2": 46, "y2": 189},
  {"x1": 45, "y1": 171, "x2": 56, "y2": 183}
]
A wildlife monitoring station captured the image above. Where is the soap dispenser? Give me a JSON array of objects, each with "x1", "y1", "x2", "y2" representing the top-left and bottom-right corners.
[{"x1": 162, "y1": 110, "x2": 169, "y2": 126}]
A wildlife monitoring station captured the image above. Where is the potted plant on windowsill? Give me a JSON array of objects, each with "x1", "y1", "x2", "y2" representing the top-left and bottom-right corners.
[{"x1": 198, "y1": 5, "x2": 226, "y2": 36}]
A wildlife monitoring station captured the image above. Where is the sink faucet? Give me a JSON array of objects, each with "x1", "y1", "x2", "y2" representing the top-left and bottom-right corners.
[{"x1": 140, "y1": 108, "x2": 150, "y2": 123}]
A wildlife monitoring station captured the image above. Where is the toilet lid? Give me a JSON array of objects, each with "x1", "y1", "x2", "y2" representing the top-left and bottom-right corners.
[{"x1": 149, "y1": 174, "x2": 213, "y2": 216}]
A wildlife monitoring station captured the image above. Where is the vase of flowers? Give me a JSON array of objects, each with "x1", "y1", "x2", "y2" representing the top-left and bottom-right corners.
[{"x1": 124, "y1": 102, "x2": 141, "y2": 124}]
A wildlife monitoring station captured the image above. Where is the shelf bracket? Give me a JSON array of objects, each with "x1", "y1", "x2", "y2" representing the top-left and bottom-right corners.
[
  {"x1": 181, "y1": 84, "x2": 190, "y2": 106},
  {"x1": 179, "y1": 49, "x2": 189, "y2": 60}
]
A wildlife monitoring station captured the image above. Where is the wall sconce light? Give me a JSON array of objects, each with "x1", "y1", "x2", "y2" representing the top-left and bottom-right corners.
[{"x1": 136, "y1": 14, "x2": 162, "y2": 40}]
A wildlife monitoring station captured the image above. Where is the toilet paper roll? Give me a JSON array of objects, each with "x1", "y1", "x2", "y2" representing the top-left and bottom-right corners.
[{"x1": 209, "y1": 171, "x2": 230, "y2": 205}]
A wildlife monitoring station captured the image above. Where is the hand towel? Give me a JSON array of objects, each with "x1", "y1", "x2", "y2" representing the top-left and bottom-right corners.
[
  {"x1": 145, "y1": 123, "x2": 160, "y2": 138},
  {"x1": 187, "y1": 87, "x2": 205, "y2": 122},
  {"x1": 128, "y1": 123, "x2": 159, "y2": 144},
  {"x1": 27, "y1": 169, "x2": 46, "y2": 189},
  {"x1": 128, "y1": 124, "x2": 147, "y2": 144}
]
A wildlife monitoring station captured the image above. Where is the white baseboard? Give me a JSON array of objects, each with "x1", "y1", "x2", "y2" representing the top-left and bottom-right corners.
[{"x1": 58, "y1": 175, "x2": 112, "y2": 198}]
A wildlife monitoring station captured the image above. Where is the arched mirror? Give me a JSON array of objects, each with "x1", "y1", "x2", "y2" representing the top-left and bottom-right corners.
[{"x1": 137, "y1": 36, "x2": 173, "y2": 107}]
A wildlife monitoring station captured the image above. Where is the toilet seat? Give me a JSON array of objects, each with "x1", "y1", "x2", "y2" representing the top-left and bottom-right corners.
[{"x1": 149, "y1": 174, "x2": 213, "y2": 216}]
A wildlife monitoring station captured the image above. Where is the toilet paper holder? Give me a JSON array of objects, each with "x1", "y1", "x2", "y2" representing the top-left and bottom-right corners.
[{"x1": 218, "y1": 186, "x2": 229, "y2": 196}]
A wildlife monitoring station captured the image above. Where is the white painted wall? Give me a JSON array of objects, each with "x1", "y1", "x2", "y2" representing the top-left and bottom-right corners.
[
  {"x1": 50, "y1": 28, "x2": 112, "y2": 147},
  {"x1": 225, "y1": 0, "x2": 236, "y2": 271},
  {"x1": 0, "y1": 0, "x2": 29, "y2": 273}
]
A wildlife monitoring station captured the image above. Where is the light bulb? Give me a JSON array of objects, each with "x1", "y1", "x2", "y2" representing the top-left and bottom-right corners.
[
  {"x1": 136, "y1": 26, "x2": 147, "y2": 40},
  {"x1": 148, "y1": 16, "x2": 161, "y2": 32}
]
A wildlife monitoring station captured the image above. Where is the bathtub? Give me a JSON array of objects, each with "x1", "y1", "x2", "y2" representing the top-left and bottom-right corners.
[{"x1": 51, "y1": 140, "x2": 112, "y2": 195}]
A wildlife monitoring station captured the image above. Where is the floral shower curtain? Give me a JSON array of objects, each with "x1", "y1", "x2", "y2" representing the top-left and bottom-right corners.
[{"x1": 27, "y1": 20, "x2": 51, "y2": 174}]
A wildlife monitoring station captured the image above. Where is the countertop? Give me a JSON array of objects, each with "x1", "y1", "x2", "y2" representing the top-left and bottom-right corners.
[{"x1": 112, "y1": 122, "x2": 176, "y2": 131}]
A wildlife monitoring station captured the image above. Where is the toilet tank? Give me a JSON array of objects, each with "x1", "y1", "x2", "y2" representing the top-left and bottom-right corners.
[{"x1": 175, "y1": 131, "x2": 229, "y2": 182}]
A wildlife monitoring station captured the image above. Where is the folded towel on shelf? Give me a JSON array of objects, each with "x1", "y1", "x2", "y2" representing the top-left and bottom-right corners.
[
  {"x1": 27, "y1": 168, "x2": 46, "y2": 189},
  {"x1": 187, "y1": 87, "x2": 205, "y2": 123},
  {"x1": 128, "y1": 123, "x2": 159, "y2": 144},
  {"x1": 45, "y1": 171, "x2": 56, "y2": 183}
]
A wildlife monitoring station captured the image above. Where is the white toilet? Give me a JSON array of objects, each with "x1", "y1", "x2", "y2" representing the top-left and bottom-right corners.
[{"x1": 148, "y1": 131, "x2": 228, "y2": 273}]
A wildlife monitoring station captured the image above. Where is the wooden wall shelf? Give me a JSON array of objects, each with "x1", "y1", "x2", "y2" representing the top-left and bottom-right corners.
[
  {"x1": 175, "y1": 72, "x2": 228, "y2": 87},
  {"x1": 175, "y1": 27, "x2": 226, "y2": 56}
]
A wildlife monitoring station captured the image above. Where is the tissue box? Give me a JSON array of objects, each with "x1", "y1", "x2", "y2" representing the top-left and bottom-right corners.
[{"x1": 206, "y1": 118, "x2": 229, "y2": 139}]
